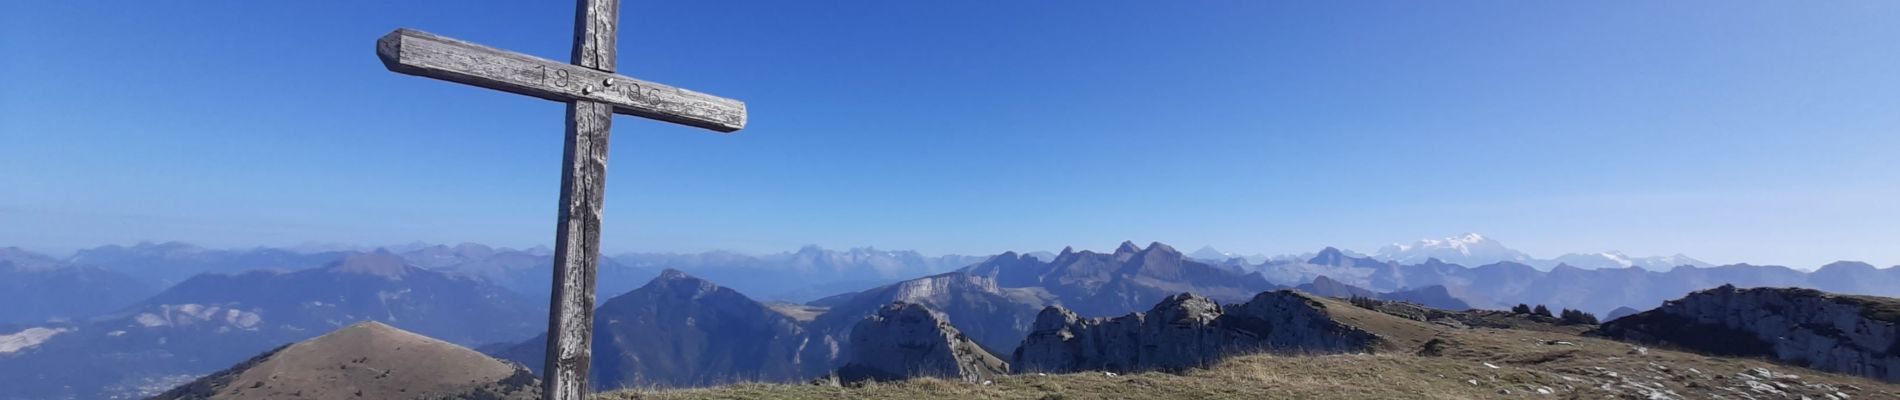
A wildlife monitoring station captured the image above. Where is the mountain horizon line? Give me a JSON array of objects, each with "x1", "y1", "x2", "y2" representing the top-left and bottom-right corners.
[
  {"x1": 18, "y1": 233, "x2": 1900, "y2": 272},
  {"x1": 5, "y1": 234, "x2": 1893, "y2": 273}
]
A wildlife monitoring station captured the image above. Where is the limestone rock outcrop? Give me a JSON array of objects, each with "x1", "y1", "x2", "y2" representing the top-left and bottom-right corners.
[
  {"x1": 1598, "y1": 284, "x2": 1900, "y2": 382},
  {"x1": 1012, "y1": 290, "x2": 1383, "y2": 373},
  {"x1": 836, "y1": 302, "x2": 1008, "y2": 383}
]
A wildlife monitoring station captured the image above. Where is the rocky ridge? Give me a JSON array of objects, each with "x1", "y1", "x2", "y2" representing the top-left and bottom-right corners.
[
  {"x1": 835, "y1": 302, "x2": 1008, "y2": 383},
  {"x1": 1012, "y1": 291, "x2": 1394, "y2": 373},
  {"x1": 1598, "y1": 284, "x2": 1900, "y2": 382}
]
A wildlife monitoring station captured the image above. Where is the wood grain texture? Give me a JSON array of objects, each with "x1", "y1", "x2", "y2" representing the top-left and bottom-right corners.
[
  {"x1": 544, "y1": 101, "x2": 612, "y2": 400},
  {"x1": 573, "y1": 0, "x2": 617, "y2": 72},
  {"x1": 378, "y1": 28, "x2": 745, "y2": 132},
  {"x1": 544, "y1": 1, "x2": 619, "y2": 398}
]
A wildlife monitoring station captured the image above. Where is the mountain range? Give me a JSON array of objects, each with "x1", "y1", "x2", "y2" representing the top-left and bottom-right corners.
[
  {"x1": 1267, "y1": 247, "x2": 1900, "y2": 316},
  {"x1": 0, "y1": 257, "x2": 153, "y2": 325},
  {"x1": 0, "y1": 242, "x2": 987, "y2": 325},
  {"x1": 492, "y1": 241, "x2": 1280, "y2": 389},
  {"x1": 4, "y1": 237, "x2": 1899, "y2": 396},
  {"x1": 146, "y1": 270, "x2": 1900, "y2": 399},
  {"x1": 0, "y1": 253, "x2": 544, "y2": 400},
  {"x1": 1190, "y1": 233, "x2": 1715, "y2": 272},
  {"x1": 611, "y1": 246, "x2": 987, "y2": 302},
  {"x1": 1372, "y1": 233, "x2": 1714, "y2": 271}
]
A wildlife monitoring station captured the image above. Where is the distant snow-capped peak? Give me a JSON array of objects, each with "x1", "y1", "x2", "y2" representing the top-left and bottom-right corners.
[
  {"x1": 1545, "y1": 251, "x2": 1711, "y2": 271},
  {"x1": 1381, "y1": 232, "x2": 1494, "y2": 255},
  {"x1": 1369, "y1": 233, "x2": 1710, "y2": 271},
  {"x1": 1188, "y1": 246, "x2": 1237, "y2": 260},
  {"x1": 1187, "y1": 246, "x2": 1271, "y2": 264},
  {"x1": 1374, "y1": 233, "x2": 1533, "y2": 266}
]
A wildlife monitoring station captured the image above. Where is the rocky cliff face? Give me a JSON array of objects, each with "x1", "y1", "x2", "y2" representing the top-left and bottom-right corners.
[
  {"x1": 807, "y1": 272, "x2": 1049, "y2": 356},
  {"x1": 813, "y1": 241, "x2": 1278, "y2": 358},
  {"x1": 1598, "y1": 284, "x2": 1900, "y2": 382},
  {"x1": 1012, "y1": 291, "x2": 1383, "y2": 373},
  {"x1": 959, "y1": 242, "x2": 1278, "y2": 318},
  {"x1": 836, "y1": 302, "x2": 1007, "y2": 383}
]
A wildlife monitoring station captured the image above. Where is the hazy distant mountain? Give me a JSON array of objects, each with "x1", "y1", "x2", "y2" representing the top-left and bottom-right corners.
[
  {"x1": 0, "y1": 257, "x2": 153, "y2": 325},
  {"x1": 1806, "y1": 261, "x2": 1889, "y2": 296},
  {"x1": 1542, "y1": 251, "x2": 1712, "y2": 270},
  {"x1": 1260, "y1": 246, "x2": 1899, "y2": 316},
  {"x1": 1187, "y1": 245, "x2": 1266, "y2": 264},
  {"x1": 0, "y1": 246, "x2": 63, "y2": 270},
  {"x1": 1379, "y1": 285, "x2": 1473, "y2": 311},
  {"x1": 24, "y1": 241, "x2": 653, "y2": 306},
  {"x1": 612, "y1": 246, "x2": 985, "y2": 302},
  {"x1": 0, "y1": 252, "x2": 543, "y2": 400},
  {"x1": 1294, "y1": 275, "x2": 1471, "y2": 311},
  {"x1": 129, "y1": 252, "x2": 545, "y2": 344},
  {"x1": 68, "y1": 242, "x2": 348, "y2": 288},
  {"x1": 1293, "y1": 275, "x2": 1378, "y2": 299},
  {"x1": 499, "y1": 269, "x2": 828, "y2": 389},
  {"x1": 397, "y1": 243, "x2": 655, "y2": 302}
]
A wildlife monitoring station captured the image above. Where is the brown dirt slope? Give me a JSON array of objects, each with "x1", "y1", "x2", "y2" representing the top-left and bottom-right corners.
[{"x1": 150, "y1": 321, "x2": 538, "y2": 400}]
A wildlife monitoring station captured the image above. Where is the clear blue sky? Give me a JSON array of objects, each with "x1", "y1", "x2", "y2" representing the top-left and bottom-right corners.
[{"x1": 3, "y1": 1, "x2": 1897, "y2": 267}]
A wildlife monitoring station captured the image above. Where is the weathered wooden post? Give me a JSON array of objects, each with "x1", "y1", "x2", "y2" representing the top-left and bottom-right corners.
[{"x1": 375, "y1": 1, "x2": 747, "y2": 397}]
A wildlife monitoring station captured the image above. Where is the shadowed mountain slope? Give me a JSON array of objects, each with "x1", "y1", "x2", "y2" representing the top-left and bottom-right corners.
[{"x1": 498, "y1": 269, "x2": 828, "y2": 389}]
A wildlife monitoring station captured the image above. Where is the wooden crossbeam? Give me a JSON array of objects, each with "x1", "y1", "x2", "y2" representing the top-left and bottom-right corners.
[{"x1": 377, "y1": 28, "x2": 747, "y2": 132}]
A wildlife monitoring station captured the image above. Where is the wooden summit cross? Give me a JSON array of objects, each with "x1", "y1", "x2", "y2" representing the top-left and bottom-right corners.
[{"x1": 375, "y1": 0, "x2": 746, "y2": 398}]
